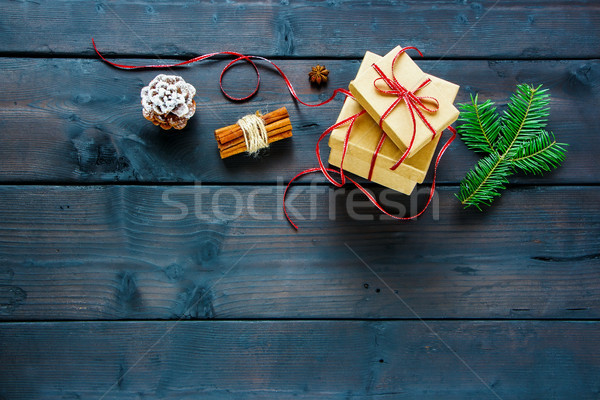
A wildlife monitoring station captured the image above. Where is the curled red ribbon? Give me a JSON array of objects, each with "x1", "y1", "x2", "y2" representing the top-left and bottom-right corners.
[
  {"x1": 283, "y1": 124, "x2": 456, "y2": 229},
  {"x1": 92, "y1": 40, "x2": 454, "y2": 230},
  {"x1": 92, "y1": 38, "x2": 353, "y2": 105}
]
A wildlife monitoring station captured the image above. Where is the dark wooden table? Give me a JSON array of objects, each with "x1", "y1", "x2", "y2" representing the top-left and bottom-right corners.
[{"x1": 1, "y1": 1, "x2": 599, "y2": 398}]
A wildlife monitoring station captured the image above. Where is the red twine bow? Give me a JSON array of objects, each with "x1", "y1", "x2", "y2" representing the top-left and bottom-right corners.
[
  {"x1": 370, "y1": 46, "x2": 440, "y2": 171},
  {"x1": 92, "y1": 40, "x2": 454, "y2": 230}
]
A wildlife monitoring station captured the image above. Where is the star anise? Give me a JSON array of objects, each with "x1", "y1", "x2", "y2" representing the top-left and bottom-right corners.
[{"x1": 309, "y1": 65, "x2": 329, "y2": 86}]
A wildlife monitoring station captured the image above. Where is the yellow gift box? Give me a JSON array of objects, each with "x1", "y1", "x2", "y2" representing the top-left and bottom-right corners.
[
  {"x1": 328, "y1": 51, "x2": 459, "y2": 195},
  {"x1": 349, "y1": 46, "x2": 460, "y2": 158}
]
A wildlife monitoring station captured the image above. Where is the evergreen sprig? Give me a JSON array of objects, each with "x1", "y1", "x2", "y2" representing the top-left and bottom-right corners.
[{"x1": 455, "y1": 84, "x2": 568, "y2": 210}]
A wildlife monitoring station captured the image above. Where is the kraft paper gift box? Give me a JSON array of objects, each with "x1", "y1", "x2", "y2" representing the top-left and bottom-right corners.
[
  {"x1": 349, "y1": 46, "x2": 460, "y2": 158},
  {"x1": 328, "y1": 51, "x2": 460, "y2": 195},
  {"x1": 328, "y1": 144, "x2": 418, "y2": 195}
]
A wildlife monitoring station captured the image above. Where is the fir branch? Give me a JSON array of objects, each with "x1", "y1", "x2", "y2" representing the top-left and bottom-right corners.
[
  {"x1": 456, "y1": 84, "x2": 567, "y2": 209},
  {"x1": 510, "y1": 131, "x2": 568, "y2": 174},
  {"x1": 455, "y1": 152, "x2": 511, "y2": 210},
  {"x1": 495, "y1": 84, "x2": 550, "y2": 157},
  {"x1": 456, "y1": 95, "x2": 501, "y2": 154}
]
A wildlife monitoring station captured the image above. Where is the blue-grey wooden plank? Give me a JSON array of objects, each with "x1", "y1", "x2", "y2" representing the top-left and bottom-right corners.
[
  {"x1": 0, "y1": 58, "x2": 595, "y2": 183},
  {"x1": 1, "y1": 1, "x2": 599, "y2": 59},
  {"x1": 0, "y1": 185, "x2": 598, "y2": 320},
  {"x1": 1, "y1": 320, "x2": 599, "y2": 399}
]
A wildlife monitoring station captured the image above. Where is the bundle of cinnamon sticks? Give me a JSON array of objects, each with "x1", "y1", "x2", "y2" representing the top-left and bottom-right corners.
[{"x1": 214, "y1": 107, "x2": 293, "y2": 159}]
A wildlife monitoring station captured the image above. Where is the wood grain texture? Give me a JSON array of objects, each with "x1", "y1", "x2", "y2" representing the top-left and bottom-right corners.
[
  {"x1": 0, "y1": 58, "x2": 597, "y2": 184},
  {"x1": 0, "y1": 185, "x2": 598, "y2": 320},
  {"x1": 1, "y1": 320, "x2": 599, "y2": 399},
  {"x1": 1, "y1": 0, "x2": 599, "y2": 59},
  {"x1": 1, "y1": 0, "x2": 599, "y2": 398}
]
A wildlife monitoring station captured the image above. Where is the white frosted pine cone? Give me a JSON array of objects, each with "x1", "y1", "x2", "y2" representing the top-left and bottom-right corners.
[{"x1": 140, "y1": 74, "x2": 196, "y2": 130}]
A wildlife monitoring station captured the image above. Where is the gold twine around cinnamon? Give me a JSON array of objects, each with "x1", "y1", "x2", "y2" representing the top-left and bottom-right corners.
[
  {"x1": 238, "y1": 113, "x2": 269, "y2": 155},
  {"x1": 214, "y1": 107, "x2": 293, "y2": 159}
]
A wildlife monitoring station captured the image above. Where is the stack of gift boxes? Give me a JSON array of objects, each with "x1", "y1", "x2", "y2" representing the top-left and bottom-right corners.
[{"x1": 328, "y1": 47, "x2": 460, "y2": 195}]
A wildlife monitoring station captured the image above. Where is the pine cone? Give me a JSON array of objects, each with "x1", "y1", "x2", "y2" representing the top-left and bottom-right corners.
[{"x1": 141, "y1": 74, "x2": 196, "y2": 130}]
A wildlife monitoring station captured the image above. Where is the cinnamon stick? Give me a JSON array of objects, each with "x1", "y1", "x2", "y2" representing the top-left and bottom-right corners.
[
  {"x1": 215, "y1": 107, "x2": 288, "y2": 140},
  {"x1": 219, "y1": 127, "x2": 292, "y2": 154},
  {"x1": 216, "y1": 117, "x2": 291, "y2": 145},
  {"x1": 215, "y1": 107, "x2": 293, "y2": 159},
  {"x1": 220, "y1": 130, "x2": 293, "y2": 159},
  {"x1": 217, "y1": 121, "x2": 292, "y2": 150}
]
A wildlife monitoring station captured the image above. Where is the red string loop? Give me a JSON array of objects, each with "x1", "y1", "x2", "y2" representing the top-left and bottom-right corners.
[{"x1": 93, "y1": 38, "x2": 354, "y2": 106}]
